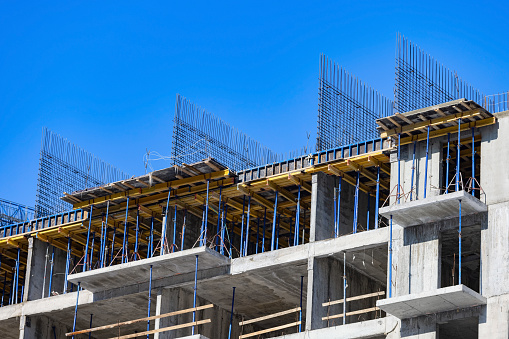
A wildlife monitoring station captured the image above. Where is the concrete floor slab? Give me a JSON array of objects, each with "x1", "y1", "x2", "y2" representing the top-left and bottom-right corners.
[
  {"x1": 68, "y1": 247, "x2": 230, "y2": 292},
  {"x1": 272, "y1": 318, "x2": 387, "y2": 339},
  {"x1": 377, "y1": 284, "x2": 486, "y2": 319},
  {"x1": 379, "y1": 190, "x2": 487, "y2": 227}
]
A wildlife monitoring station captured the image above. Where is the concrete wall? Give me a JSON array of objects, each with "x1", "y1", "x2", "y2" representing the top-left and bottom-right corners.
[
  {"x1": 154, "y1": 287, "x2": 251, "y2": 339},
  {"x1": 306, "y1": 256, "x2": 384, "y2": 331}
]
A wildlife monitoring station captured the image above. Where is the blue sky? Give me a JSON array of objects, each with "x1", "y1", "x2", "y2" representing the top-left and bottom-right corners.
[{"x1": 1, "y1": 1, "x2": 508, "y2": 207}]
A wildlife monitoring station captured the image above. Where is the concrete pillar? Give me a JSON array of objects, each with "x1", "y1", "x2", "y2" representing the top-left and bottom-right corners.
[
  {"x1": 393, "y1": 223, "x2": 440, "y2": 296},
  {"x1": 19, "y1": 314, "x2": 85, "y2": 339},
  {"x1": 310, "y1": 172, "x2": 335, "y2": 242},
  {"x1": 24, "y1": 238, "x2": 46, "y2": 302},
  {"x1": 399, "y1": 316, "x2": 437, "y2": 338},
  {"x1": 389, "y1": 136, "x2": 442, "y2": 205}
]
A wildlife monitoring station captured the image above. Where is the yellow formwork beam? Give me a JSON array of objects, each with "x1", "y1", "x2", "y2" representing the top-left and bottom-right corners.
[{"x1": 72, "y1": 170, "x2": 231, "y2": 209}]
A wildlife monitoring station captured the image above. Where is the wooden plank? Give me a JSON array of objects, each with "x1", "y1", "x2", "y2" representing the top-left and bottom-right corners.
[
  {"x1": 72, "y1": 170, "x2": 231, "y2": 209},
  {"x1": 107, "y1": 319, "x2": 211, "y2": 339},
  {"x1": 322, "y1": 291, "x2": 385, "y2": 307},
  {"x1": 380, "y1": 109, "x2": 482, "y2": 138},
  {"x1": 66, "y1": 304, "x2": 214, "y2": 336},
  {"x1": 398, "y1": 117, "x2": 496, "y2": 146},
  {"x1": 322, "y1": 306, "x2": 379, "y2": 321},
  {"x1": 239, "y1": 307, "x2": 301, "y2": 325},
  {"x1": 239, "y1": 321, "x2": 301, "y2": 339}
]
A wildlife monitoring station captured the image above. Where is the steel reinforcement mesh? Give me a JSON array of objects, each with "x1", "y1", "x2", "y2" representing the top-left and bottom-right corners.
[
  {"x1": 35, "y1": 128, "x2": 129, "y2": 216},
  {"x1": 395, "y1": 34, "x2": 484, "y2": 113},
  {"x1": 171, "y1": 94, "x2": 297, "y2": 172},
  {"x1": 316, "y1": 54, "x2": 393, "y2": 151}
]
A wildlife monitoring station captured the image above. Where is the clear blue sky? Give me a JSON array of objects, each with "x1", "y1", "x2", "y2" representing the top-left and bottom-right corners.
[{"x1": 1, "y1": 1, "x2": 508, "y2": 207}]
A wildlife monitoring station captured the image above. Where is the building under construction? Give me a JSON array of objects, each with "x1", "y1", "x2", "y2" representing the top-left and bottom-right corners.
[{"x1": 1, "y1": 35, "x2": 508, "y2": 338}]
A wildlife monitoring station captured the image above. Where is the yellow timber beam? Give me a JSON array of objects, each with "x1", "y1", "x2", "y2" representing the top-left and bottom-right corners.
[
  {"x1": 380, "y1": 109, "x2": 483, "y2": 138},
  {"x1": 72, "y1": 170, "x2": 231, "y2": 209},
  {"x1": 398, "y1": 117, "x2": 496, "y2": 146}
]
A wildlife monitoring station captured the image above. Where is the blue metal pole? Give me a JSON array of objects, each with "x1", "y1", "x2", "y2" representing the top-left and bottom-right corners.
[
  {"x1": 110, "y1": 228, "x2": 116, "y2": 265},
  {"x1": 244, "y1": 196, "x2": 251, "y2": 257},
  {"x1": 172, "y1": 203, "x2": 177, "y2": 252},
  {"x1": 134, "y1": 208, "x2": 140, "y2": 260},
  {"x1": 48, "y1": 246, "x2": 54, "y2": 295},
  {"x1": 276, "y1": 214, "x2": 280, "y2": 250},
  {"x1": 353, "y1": 171, "x2": 360, "y2": 233},
  {"x1": 367, "y1": 192, "x2": 370, "y2": 231},
  {"x1": 471, "y1": 127, "x2": 475, "y2": 195},
  {"x1": 203, "y1": 180, "x2": 210, "y2": 246},
  {"x1": 122, "y1": 196, "x2": 130, "y2": 263},
  {"x1": 336, "y1": 177, "x2": 342, "y2": 237},
  {"x1": 199, "y1": 207, "x2": 205, "y2": 247},
  {"x1": 88, "y1": 314, "x2": 93, "y2": 339},
  {"x1": 271, "y1": 191, "x2": 278, "y2": 251},
  {"x1": 397, "y1": 133, "x2": 401, "y2": 204},
  {"x1": 2, "y1": 271, "x2": 7, "y2": 306},
  {"x1": 227, "y1": 287, "x2": 236, "y2": 339},
  {"x1": 220, "y1": 205, "x2": 226, "y2": 255},
  {"x1": 375, "y1": 167, "x2": 380, "y2": 229},
  {"x1": 161, "y1": 190, "x2": 171, "y2": 255},
  {"x1": 240, "y1": 196, "x2": 246, "y2": 256},
  {"x1": 299, "y1": 275, "x2": 304, "y2": 332},
  {"x1": 149, "y1": 217, "x2": 154, "y2": 257},
  {"x1": 456, "y1": 118, "x2": 461, "y2": 192},
  {"x1": 15, "y1": 249, "x2": 20, "y2": 303},
  {"x1": 410, "y1": 141, "x2": 416, "y2": 201},
  {"x1": 102, "y1": 201, "x2": 110, "y2": 267},
  {"x1": 446, "y1": 133, "x2": 451, "y2": 194},
  {"x1": 255, "y1": 218, "x2": 260, "y2": 254},
  {"x1": 192, "y1": 255, "x2": 199, "y2": 335},
  {"x1": 99, "y1": 219, "x2": 105, "y2": 267},
  {"x1": 216, "y1": 187, "x2": 222, "y2": 252},
  {"x1": 64, "y1": 238, "x2": 71, "y2": 294},
  {"x1": 424, "y1": 126, "x2": 430, "y2": 198},
  {"x1": 389, "y1": 215, "x2": 393, "y2": 298},
  {"x1": 147, "y1": 265, "x2": 153, "y2": 338},
  {"x1": 89, "y1": 232, "x2": 95, "y2": 270},
  {"x1": 83, "y1": 205, "x2": 93, "y2": 272},
  {"x1": 181, "y1": 210, "x2": 187, "y2": 252},
  {"x1": 262, "y1": 208, "x2": 267, "y2": 252},
  {"x1": 294, "y1": 186, "x2": 301, "y2": 246},
  {"x1": 333, "y1": 184, "x2": 337, "y2": 236},
  {"x1": 459, "y1": 199, "x2": 462, "y2": 284},
  {"x1": 71, "y1": 282, "x2": 80, "y2": 339}
]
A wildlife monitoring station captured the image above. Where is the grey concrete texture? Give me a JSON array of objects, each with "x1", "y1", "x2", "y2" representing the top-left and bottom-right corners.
[
  {"x1": 272, "y1": 318, "x2": 387, "y2": 339},
  {"x1": 68, "y1": 246, "x2": 229, "y2": 292},
  {"x1": 380, "y1": 190, "x2": 487, "y2": 227},
  {"x1": 377, "y1": 284, "x2": 486, "y2": 319}
]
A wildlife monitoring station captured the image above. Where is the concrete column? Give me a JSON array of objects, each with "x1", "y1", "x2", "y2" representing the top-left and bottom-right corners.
[
  {"x1": 310, "y1": 172, "x2": 335, "y2": 242},
  {"x1": 399, "y1": 316, "x2": 437, "y2": 338},
  {"x1": 23, "y1": 238, "x2": 46, "y2": 302},
  {"x1": 19, "y1": 314, "x2": 80, "y2": 339},
  {"x1": 393, "y1": 223, "x2": 440, "y2": 296}
]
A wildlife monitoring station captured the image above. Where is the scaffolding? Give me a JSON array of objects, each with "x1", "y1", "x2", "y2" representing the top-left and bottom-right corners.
[
  {"x1": 0, "y1": 198, "x2": 35, "y2": 227},
  {"x1": 171, "y1": 94, "x2": 302, "y2": 172},
  {"x1": 395, "y1": 34, "x2": 484, "y2": 113},
  {"x1": 316, "y1": 54, "x2": 393, "y2": 152},
  {"x1": 35, "y1": 128, "x2": 129, "y2": 217}
]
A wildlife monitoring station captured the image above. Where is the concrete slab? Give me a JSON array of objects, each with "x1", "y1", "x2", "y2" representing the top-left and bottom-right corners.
[
  {"x1": 177, "y1": 335, "x2": 210, "y2": 339},
  {"x1": 377, "y1": 284, "x2": 486, "y2": 319},
  {"x1": 68, "y1": 246, "x2": 230, "y2": 292},
  {"x1": 379, "y1": 190, "x2": 487, "y2": 227},
  {"x1": 272, "y1": 318, "x2": 387, "y2": 339},
  {"x1": 231, "y1": 243, "x2": 310, "y2": 274}
]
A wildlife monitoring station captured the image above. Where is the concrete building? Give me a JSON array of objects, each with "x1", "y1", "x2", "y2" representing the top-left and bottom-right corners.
[{"x1": 0, "y1": 98, "x2": 506, "y2": 339}]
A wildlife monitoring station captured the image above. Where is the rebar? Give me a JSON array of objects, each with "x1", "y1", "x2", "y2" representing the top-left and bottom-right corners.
[
  {"x1": 395, "y1": 34, "x2": 484, "y2": 113},
  {"x1": 35, "y1": 128, "x2": 128, "y2": 217},
  {"x1": 317, "y1": 54, "x2": 392, "y2": 151}
]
